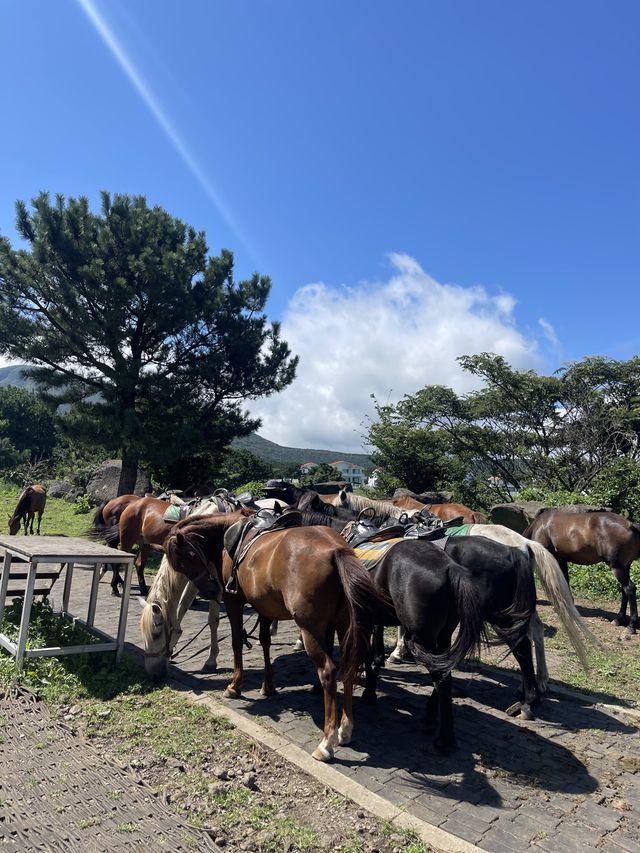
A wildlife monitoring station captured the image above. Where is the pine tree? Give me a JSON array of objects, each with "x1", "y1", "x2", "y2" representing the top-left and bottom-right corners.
[{"x1": 0, "y1": 192, "x2": 297, "y2": 494}]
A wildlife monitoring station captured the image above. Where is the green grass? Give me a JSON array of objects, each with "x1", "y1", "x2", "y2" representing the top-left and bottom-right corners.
[
  {"x1": 569, "y1": 560, "x2": 640, "y2": 601},
  {"x1": 0, "y1": 480, "x2": 93, "y2": 538}
]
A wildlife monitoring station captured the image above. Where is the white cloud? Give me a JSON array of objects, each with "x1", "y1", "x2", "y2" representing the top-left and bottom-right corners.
[
  {"x1": 538, "y1": 317, "x2": 560, "y2": 350},
  {"x1": 250, "y1": 254, "x2": 542, "y2": 452}
]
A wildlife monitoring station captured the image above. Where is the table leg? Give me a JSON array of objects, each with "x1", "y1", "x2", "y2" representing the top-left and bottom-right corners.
[
  {"x1": 116, "y1": 560, "x2": 133, "y2": 661},
  {"x1": 87, "y1": 563, "x2": 101, "y2": 627},
  {"x1": 0, "y1": 551, "x2": 12, "y2": 627},
  {"x1": 62, "y1": 562, "x2": 74, "y2": 615},
  {"x1": 16, "y1": 561, "x2": 37, "y2": 668}
]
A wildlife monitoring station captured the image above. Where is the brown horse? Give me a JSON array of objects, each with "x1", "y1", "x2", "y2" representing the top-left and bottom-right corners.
[
  {"x1": 164, "y1": 514, "x2": 386, "y2": 762},
  {"x1": 331, "y1": 489, "x2": 487, "y2": 525},
  {"x1": 524, "y1": 509, "x2": 639, "y2": 636},
  {"x1": 8, "y1": 485, "x2": 47, "y2": 535},
  {"x1": 391, "y1": 494, "x2": 487, "y2": 524},
  {"x1": 91, "y1": 495, "x2": 150, "y2": 595}
]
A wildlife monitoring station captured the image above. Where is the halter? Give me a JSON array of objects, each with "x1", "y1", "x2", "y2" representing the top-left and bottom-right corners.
[{"x1": 143, "y1": 606, "x2": 174, "y2": 660}]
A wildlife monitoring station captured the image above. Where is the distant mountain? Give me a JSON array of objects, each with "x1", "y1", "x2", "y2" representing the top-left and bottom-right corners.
[
  {"x1": 0, "y1": 365, "x2": 31, "y2": 388},
  {"x1": 231, "y1": 433, "x2": 373, "y2": 469},
  {"x1": 0, "y1": 364, "x2": 373, "y2": 468}
]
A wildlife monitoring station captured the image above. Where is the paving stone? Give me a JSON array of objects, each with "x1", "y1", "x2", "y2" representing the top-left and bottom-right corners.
[
  {"x1": 53, "y1": 568, "x2": 640, "y2": 853},
  {"x1": 439, "y1": 817, "x2": 485, "y2": 845}
]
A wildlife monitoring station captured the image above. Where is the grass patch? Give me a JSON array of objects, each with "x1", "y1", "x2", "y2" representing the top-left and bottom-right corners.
[
  {"x1": 569, "y1": 560, "x2": 640, "y2": 601},
  {"x1": 538, "y1": 602, "x2": 640, "y2": 707}
]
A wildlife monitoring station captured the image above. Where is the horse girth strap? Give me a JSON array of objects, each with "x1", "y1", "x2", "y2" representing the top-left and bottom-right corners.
[{"x1": 224, "y1": 513, "x2": 302, "y2": 595}]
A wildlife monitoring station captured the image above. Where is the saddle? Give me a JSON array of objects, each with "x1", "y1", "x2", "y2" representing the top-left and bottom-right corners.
[
  {"x1": 344, "y1": 507, "x2": 465, "y2": 549},
  {"x1": 223, "y1": 509, "x2": 303, "y2": 594}
]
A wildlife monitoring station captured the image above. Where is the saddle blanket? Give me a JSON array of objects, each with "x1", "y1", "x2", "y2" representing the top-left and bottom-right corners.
[{"x1": 353, "y1": 524, "x2": 473, "y2": 570}]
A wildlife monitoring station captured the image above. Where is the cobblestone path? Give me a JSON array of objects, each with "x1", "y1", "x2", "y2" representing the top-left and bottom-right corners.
[{"x1": 22, "y1": 569, "x2": 640, "y2": 851}]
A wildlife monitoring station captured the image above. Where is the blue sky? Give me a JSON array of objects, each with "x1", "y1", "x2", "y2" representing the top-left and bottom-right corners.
[{"x1": 1, "y1": 1, "x2": 638, "y2": 451}]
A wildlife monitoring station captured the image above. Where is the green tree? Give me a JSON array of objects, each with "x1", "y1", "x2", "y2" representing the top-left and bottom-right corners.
[
  {"x1": 300, "y1": 462, "x2": 343, "y2": 485},
  {"x1": 366, "y1": 353, "x2": 640, "y2": 502},
  {"x1": 216, "y1": 447, "x2": 273, "y2": 491},
  {"x1": 0, "y1": 192, "x2": 297, "y2": 494},
  {"x1": 0, "y1": 386, "x2": 57, "y2": 461},
  {"x1": 0, "y1": 418, "x2": 23, "y2": 469}
]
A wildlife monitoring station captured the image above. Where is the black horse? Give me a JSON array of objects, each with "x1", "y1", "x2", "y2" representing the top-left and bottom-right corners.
[{"x1": 363, "y1": 535, "x2": 538, "y2": 751}]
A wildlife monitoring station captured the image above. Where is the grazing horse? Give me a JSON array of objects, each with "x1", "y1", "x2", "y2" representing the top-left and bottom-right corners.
[
  {"x1": 140, "y1": 507, "x2": 254, "y2": 679},
  {"x1": 8, "y1": 485, "x2": 47, "y2": 535},
  {"x1": 390, "y1": 494, "x2": 487, "y2": 524},
  {"x1": 363, "y1": 536, "x2": 537, "y2": 750},
  {"x1": 164, "y1": 514, "x2": 387, "y2": 762},
  {"x1": 524, "y1": 509, "x2": 640, "y2": 636}
]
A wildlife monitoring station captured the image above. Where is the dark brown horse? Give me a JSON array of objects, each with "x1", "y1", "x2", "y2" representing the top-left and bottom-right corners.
[
  {"x1": 524, "y1": 509, "x2": 639, "y2": 636},
  {"x1": 164, "y1": 514, "x2": 386, "y2": 762},
  {"x1": 8, "y1": 485, "x2": 47, "y2": 535}
]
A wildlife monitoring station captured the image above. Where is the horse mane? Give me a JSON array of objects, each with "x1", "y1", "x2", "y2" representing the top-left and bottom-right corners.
[
  {"x1": 144, "y1": 554, "x2": 186, "y2": 610},
  {"x1": 342, "y1": 492, "x2": 404, "y2": 520},
  {"x1": 12, "y1": 486, "x2": 33, "y2": 519}
]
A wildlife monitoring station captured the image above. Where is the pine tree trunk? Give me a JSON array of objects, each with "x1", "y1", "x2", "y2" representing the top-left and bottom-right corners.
[{"x1": 118, "y1": 454, "x2": 139, "y2": 496}]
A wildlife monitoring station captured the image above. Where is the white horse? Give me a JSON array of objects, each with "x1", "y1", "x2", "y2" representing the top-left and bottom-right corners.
[{"x1": 139, "y1": 500, "x2": 234, "y2": 678}]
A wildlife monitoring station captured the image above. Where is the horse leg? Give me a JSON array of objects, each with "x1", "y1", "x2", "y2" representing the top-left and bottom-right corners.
[
  {"x1": 431, "y1": 670, "x2": 455, "y2": 752},
  {"x1": 504, "y1": 634, "x2": 539, "y2": 720},
  {"x1": 611, "y1": 564, "x2": 637, "y2": 635},
  {"x1": 135, "y1": 545, "x2": 150, "y2": 597},
  {"x1": 529, "y1": 611, "x2": 549, "y2": 693},
  {"x1": 270, "y1": 620, "x2": 278, "y2": 637},
  {"x1": 362, "y1": 624, "x2": 384, "y2": 704},
  {"x1": 337, "y1": 621, "x2": 354, "y2": 746},
  {"x1": 224, "y1": 595, "x2": 246, "y2": 699},
  {"x1": 28, "y1": 512, "x2": 35, "y2": 535},
  {"x1": 202, "y1": 599, "x2": 221, "y2": 673},
  {"x1": 558, "y1": 557, "x2": 571, "y2": 591},
  {"x1": 299, "y1": 627, "x2": 339, "y2": 762},
  {"x1": 36, "y1": 511, "x2": 42, "y2": 535},
  {"x1": 110, "y1": 566, "x2": 123, "y2": 596},
  {"x1": 387, "y1": 625, "x2": 414, "y2": 663},
  {"x1": 258, "y1": 615, "x2": 277, "y2": 696}
]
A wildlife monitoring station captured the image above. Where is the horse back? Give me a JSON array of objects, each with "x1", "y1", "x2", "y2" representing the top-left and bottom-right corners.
[{"x1": 527, "y1": 509, "x2": 639, "y2": 565}]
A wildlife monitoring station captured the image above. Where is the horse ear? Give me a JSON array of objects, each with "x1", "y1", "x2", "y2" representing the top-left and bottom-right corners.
[
  {"x1": 175, "y1": 531, "x2": 185, "y2": 545},
  {"x1": 137, "y1": 597, "x2": 147, "y2": 609}
]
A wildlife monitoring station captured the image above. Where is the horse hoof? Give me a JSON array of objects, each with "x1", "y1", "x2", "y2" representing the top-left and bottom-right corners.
[
  {"x1": 201, "y1": 662, "x2": 218, "y2": 674},
  {"x1": 623, "y1": 627, "x2": 636, "y2": 639},
  {"x1": 293, "y1": 639, "x2": 304, "y2": 652},
  {"x1": 611, "y1": 616, "x2": 629, "y2": 627},
  {"x1": 111, "y1": 589, "x2": 120, "y2": 597},
  {"x1": 387, "y1": 652, "x2": 413, "y2": 665},
  {"x1": 224, "y1": 686, "x2": 241, "y2": 699},
  {"x1": 520, "y1": 707, "x2": 535, "y2": 721},
  {"x1": 311, "y1": 745, "x2": 333, "y2": 762},
  {"x1": 260, "y1": 684, "x2": 276, "y2": 697}
]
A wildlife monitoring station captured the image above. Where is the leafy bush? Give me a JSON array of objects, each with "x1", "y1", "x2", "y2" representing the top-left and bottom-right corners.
[
  {"x1": 569, "y1": 561, "x2": 640, "y2": 602},
  {"x1": 517, "y1": 485, "x2": 593, "y2": 506},
  {"x1": 72, "y1": 494, "x2": 92, "y2": 515},
  {"x1": 589, "y1": 458, "x2": 640, "y2": 519}
]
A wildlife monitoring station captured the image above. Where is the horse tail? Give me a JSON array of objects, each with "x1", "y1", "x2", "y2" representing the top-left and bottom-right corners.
[
  {"x1": 334, "y1": 549, "x2": 388, "y2": 688},
  {"x1": 87, "y1": 500, "x2": 109, "y2": 537},
  {"x1": 527, "y1": 540, "x2": 596, "y2": 669},
  {"x1": 410, "y1": 564, "x2": 487, "y2": 676},
  {"x1": 490, "y1": 545, "x2": 537, "y2": 647}
]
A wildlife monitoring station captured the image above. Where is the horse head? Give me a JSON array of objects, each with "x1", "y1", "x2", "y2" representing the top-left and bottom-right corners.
[
  {"x1": 139, "y1": 598, "x2": 179, "y2": 679},
  {"x1": 164, "y1": 529, "x2": 222, "y2": 601},
  {"x1": 8, "y1": 514, "x2": 20, "y2": 535}
]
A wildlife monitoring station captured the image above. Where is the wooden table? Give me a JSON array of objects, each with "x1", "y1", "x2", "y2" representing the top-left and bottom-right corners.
[{"x1": 0, "y1": 536, "x2": 135, "y2": 668}]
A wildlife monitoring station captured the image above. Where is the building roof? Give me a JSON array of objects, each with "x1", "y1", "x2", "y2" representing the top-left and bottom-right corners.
[{"x1": 300, "y1": 461, "x2": 318, "y2": 468}]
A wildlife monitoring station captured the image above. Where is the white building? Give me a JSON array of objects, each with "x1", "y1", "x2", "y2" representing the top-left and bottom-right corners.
[{"x1": 330, "y1": 460, "x2": 365, "y2": 485}]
